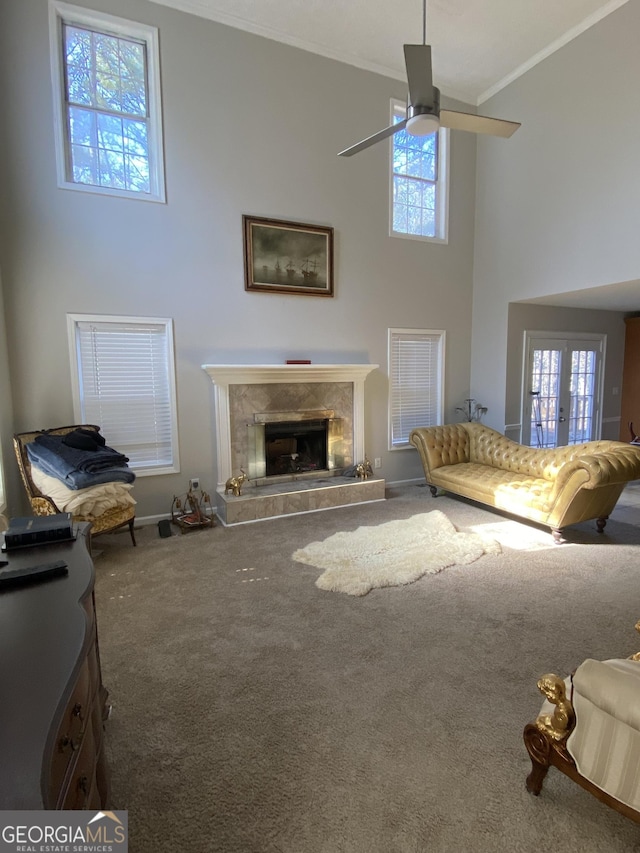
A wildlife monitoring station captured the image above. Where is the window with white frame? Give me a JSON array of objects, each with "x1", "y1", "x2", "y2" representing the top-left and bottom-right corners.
[
  {"x1": 390, "y1": 99, "x2": 448, "y2": 242},
  {"x1": 49, "y1": 1, "x2": 165, "y2": 202},
  {"x1": 388, "y1": 328, "x2": 445, "y2": 449},
  {"x1": 67, "y1": 315, "x2": 179, "y2": 475}
]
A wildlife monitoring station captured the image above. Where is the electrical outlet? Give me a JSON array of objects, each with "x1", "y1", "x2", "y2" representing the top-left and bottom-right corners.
[
  {"x1": 189, "y1": 477, "x2": 200, "y2": 491},
  {"x1": 374, "y1": 458, "x2": 382, "y2": 469}
]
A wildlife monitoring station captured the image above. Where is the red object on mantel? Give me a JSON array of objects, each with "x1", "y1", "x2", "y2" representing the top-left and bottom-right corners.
[{"x1": 286, "y1": 360, "x2": 311, "y2": 364}]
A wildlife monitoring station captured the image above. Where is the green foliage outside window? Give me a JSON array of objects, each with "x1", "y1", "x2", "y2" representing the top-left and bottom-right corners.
[{"x1": 64, "y1": 24, "x2": 150, "y2": 193}]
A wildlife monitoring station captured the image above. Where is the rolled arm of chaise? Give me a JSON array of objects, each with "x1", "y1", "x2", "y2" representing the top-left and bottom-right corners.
[
  {"x1": 551, "y1": 447, "x2": 640, "y2": 494},
  {"x1": 410, "y1": 425, "x2": 471, "y2": 477},
  {"x1": 577, "y1": 447, "x2": 640, "y2": 488}
]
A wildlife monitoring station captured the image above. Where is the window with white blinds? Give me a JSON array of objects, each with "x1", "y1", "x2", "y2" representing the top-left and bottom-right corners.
[
  {"x1": 388, "y1": 328, "x2": 445, "y2": 448},
  {"x1": 67, "y1": 315, "x2": 179, "y2": 475}
]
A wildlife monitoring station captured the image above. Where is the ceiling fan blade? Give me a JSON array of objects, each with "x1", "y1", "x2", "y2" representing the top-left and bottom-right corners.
[
  {"x1": 404, "y1": 44, "x2": 434, "y2": 108},
  {"x1": 440, "y1": 109, "x2": 521, "y2": 138},
  {"x1": 338, "y1": 119, "x2": 407, "y2": 157}
]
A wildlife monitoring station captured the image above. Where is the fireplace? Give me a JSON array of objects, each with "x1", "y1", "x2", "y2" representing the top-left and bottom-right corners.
[
  {"x1": 247, "y1": 413, "x2": 345, "y2": 480},
  {"x1": 202, "y1": 363, "x2": 384, "y2": 523},
  {"x1": 263, "y1": 420, "x2": 326, "y2": 475}
]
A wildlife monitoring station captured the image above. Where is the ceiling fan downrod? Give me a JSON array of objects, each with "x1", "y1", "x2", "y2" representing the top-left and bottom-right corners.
[{"x1": 422, "y1": 0, "x2": 427, "y2": 46}]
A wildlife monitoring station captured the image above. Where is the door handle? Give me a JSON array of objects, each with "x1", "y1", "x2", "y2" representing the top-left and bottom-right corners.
[{"x1": 558, "y1": 416, "x2": 566, "y2": 422}]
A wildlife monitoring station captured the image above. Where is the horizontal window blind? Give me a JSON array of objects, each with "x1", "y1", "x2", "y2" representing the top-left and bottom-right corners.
[
  {"x1": 389, "y1": 329, "x2": 444, "y2": 447},
  {"x1": 74, "y1": 318, "x2": 177, "y2": 471}
]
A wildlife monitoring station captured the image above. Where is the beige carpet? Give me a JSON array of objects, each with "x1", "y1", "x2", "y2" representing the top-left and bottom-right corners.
[
  {"x1": 292, "y1": 509, "x2": 501, "y2": 595},
  {"x1": 92, "y1": 484, "x2": 640, "y2": 852}
]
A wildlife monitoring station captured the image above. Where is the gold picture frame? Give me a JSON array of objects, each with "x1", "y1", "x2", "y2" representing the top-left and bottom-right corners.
[{"x1": 243, "y1": 215, "x2": 334, "y2": 297}]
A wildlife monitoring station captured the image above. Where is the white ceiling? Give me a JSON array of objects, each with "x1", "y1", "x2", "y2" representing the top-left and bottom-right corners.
[{"x1": 149, "y1": 0, "x2": 629, "y2": 105}]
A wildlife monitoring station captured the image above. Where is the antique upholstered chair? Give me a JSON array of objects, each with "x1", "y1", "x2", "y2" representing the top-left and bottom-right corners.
[
  {"x1": 14, "y1": 424, "x2": 136, "y2": 546},
  {"x1": 523, "y1": 623, "x2": 640, "y2": 823}
]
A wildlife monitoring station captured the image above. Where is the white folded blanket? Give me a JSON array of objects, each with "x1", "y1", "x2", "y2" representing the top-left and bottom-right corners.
[{"x1": 31, "y1": 464, "x2": 136, "y2": 518}]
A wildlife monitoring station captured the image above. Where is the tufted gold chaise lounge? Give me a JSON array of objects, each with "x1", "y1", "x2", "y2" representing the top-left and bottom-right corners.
[{"x1": 409, "y1": 423, "x2": 640, "y2": 542}]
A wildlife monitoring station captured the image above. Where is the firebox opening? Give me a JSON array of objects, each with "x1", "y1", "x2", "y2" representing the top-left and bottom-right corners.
[{"x1": 265, "y1": 419, "x2": 327, "y2": 476}]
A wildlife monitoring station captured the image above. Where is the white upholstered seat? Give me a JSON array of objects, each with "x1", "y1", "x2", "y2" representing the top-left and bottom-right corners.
[
  {"x1": 524, "y1": 646, "x2": 640, "y2": 823},
  {"x1": 567, "y1": 658, "x2": 640, "y2": 812}
]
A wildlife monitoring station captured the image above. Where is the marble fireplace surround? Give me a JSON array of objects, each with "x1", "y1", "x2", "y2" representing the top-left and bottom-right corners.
[{"x1": 202, "y1": 364, "x2": 379, "y2": 490}]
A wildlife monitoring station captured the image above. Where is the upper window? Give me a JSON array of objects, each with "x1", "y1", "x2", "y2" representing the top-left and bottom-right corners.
[
  {"x1": 388, "y1": 328, "x2": 446, "y2": 449},
  {"x1": 390, "y1": 99, "x2": 448, "y2": 242},
  {"x1": 49, "y1": 1, "x2": 165, "y2": 202},
  {"x1": 67, "y1": 315, "x2": 179, "y2": 476}
]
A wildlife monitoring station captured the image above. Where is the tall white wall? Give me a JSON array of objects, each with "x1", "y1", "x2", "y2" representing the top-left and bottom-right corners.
[
  {"x1": 0, "y1": 0, "x2": 477, "y2": 516},
  {"x1": 472, "y1": 0, "x2": 640, "y2": 428}
]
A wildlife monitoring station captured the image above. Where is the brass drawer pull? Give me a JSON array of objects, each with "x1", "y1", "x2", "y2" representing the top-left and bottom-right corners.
[{"x1": 59, "y1": 735, "x2": 80, "y2": 752}]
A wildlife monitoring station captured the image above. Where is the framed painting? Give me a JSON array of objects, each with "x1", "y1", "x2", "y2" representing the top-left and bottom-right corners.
[{"x1": 243, "y1": 215, "x2": 334, "y2": 296}]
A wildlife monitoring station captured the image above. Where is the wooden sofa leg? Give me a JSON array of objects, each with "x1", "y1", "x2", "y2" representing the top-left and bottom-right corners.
[
  {"x1": 551, "y1": 528, "x2": 564, "y2": 544},
  {"x1": 429, "y1": 485, "x2": 439, "y2": 497},
  {"x1": 129, "y1": 519, "x2": 137, "y2": 547},
  {"x1": 523, "y1": 723, "x2": 551, "y2": 795},
  {"x1": 596, "y1": 516, "x2": 608, "y2": 533}
]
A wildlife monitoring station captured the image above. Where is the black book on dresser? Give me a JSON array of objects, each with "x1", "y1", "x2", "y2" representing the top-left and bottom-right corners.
[{"x1": 3, "y1": 512, "x2": 74, "y2": 550}]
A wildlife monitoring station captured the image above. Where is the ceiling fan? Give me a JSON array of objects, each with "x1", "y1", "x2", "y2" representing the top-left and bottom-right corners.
[{"x1": 338, "y1": 0, "x2": 521, "y2": 157}]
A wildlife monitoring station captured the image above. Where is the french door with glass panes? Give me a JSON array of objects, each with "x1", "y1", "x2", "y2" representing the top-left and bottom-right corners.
[{"x1": 522, "y1": 333, "x2": 605, "y2": 448}]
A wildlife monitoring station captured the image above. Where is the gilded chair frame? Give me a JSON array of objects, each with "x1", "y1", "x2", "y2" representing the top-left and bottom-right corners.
[{"x1": 13, "y1": 424, "x2": 136, "y2": 546}]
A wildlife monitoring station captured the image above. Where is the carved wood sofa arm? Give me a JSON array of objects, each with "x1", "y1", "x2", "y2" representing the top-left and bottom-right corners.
[{"x1": 524, "y1": 624, "x2": 640, "y2": 825}]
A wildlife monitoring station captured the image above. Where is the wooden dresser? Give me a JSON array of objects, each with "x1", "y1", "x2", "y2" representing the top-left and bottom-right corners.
[{"x1": 0, "y1": 524, "x2": 110, "y2": 809}]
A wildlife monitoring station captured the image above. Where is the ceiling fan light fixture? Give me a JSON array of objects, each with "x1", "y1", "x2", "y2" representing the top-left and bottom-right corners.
[{"x1": 406, "y1": 113, "x2": 440, "y2": 136}]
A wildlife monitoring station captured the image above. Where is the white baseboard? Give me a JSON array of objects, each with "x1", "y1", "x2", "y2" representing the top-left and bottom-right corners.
[
  {"x1": 134, "y1": 509, "x2": 218, "y2": 527},
  {"x1": 386, "y1": 477, "x2": 425, "y2": 487}
]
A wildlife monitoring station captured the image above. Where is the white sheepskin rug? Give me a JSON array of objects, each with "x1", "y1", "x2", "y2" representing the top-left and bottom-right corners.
[{"x1": 292, "y1": 510, "x2": 501, "y2": 596}]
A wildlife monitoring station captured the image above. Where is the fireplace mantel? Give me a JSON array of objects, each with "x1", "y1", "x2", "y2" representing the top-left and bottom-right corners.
[
  {"x1": 202, "y1": 363, "x2": 379, "y2": 488},
  {"x1": 202, "y1": 364, "x2": 378, "y2": 385}
]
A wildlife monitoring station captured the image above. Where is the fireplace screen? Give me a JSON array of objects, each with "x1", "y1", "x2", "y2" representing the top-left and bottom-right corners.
[
  {"x1": 266, "y1": 419, "x2": 326, "y2": 475},
  {"x1": 247, "y1": 417, "x2": 344, "y2": 480}
]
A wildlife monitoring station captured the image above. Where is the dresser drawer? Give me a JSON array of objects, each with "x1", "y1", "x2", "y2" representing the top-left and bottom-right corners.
[
  {"x1": 60, "y1": 720, "x2": 100, "y2": 810},
  {"x1": 48, "y1": 659, "x2": 92, "y2": 803}
]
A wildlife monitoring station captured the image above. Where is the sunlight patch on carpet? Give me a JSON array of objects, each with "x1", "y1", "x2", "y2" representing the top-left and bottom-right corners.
[{"x1": 292, "y1": 510, "x2": 501, "y2": 596}]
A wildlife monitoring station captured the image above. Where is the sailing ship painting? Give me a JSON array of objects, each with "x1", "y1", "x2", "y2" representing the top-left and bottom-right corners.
[
  {"x1": 243, "y1": 215, "x2": 334, "y2": 297},
  {"x1": 300, "y1": 259, "x2": 319, "y2": 281}
]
